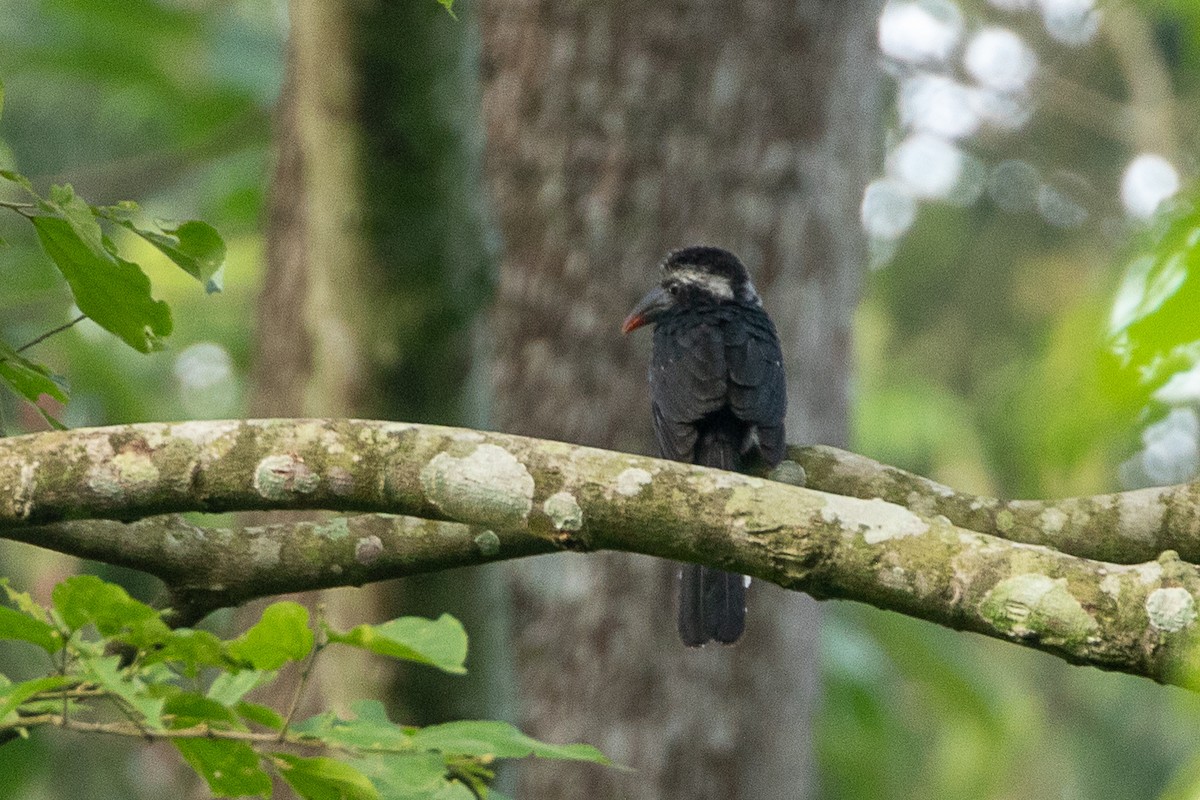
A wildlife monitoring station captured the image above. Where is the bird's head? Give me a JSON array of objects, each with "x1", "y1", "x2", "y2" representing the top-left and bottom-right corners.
[{"x1": 621, "y1": 246, "x2": 759, "y2": 334}]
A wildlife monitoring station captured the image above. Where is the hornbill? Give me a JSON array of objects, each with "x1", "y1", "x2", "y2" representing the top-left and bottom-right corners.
[{"x1": 622, "y1": 246, "x2": 787, "y2": 646}]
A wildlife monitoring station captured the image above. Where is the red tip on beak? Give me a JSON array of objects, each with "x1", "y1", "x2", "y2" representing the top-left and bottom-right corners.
[{"x1": 622, "y1": 285, "x2": 670, "y2": 335}]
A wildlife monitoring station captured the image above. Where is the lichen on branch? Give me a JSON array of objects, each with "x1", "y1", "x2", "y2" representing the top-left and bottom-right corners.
[
  {"x1": 790, "y1": 444, "x2": 1200, "y2": 565},
  {"x1": 3, "y1": 419, "x2": 1200, "y2": 689}
]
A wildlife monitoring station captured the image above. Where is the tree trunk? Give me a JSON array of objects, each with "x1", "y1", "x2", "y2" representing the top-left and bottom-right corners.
[
  {"x1": 482, "y1": 1, "x2": 881, "y2": 796},
  {"x1": 251, "y1": 0, "x2": 508, "y2": 757}
]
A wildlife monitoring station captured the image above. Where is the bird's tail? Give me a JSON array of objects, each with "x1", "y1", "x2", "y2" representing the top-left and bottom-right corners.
[
  {"x1": 678, "y1": 564, "x2": 746, "y2": 646},
  {"x1": 678, "y1": 421, "x2": 747, "y2": 646}
]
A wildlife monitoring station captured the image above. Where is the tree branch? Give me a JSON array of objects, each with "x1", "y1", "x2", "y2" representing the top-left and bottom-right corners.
[
  {"x1": 4, "y1": 713, "x2": 382, "y2": 753},
  {"x1": 789, "y1": 445, "x2": 1200, "y2": 565},
  {"x1": 2, "y1": 419, "x2": 1200, "y2": 689},
  {"x1": 3, "y1": 513, "x2": 552, "y2": 625}
]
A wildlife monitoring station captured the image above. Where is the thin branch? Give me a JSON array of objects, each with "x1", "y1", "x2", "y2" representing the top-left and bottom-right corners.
[
  {"x1": 5, "y1": 514, "x2": 551, "y2": 627},
  {"x1": 4, "y1": 714, "x2": 357, "y2": 753},
  {"x1": 0, "y1": 200, "x2": 38, "y2": 218},
  {"x1": 280, "y1": 608, "x2": 325, "y2": 741},
  {"x1": 15, "y1": 314, "x2": 88, "y2": 354},
  {"x1": 32, "y1": 686, "x2": 105, "y2": 702}
]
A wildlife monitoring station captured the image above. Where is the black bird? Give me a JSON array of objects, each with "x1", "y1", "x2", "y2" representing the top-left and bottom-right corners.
[{"x1": 622, "y1": 246, "x2": 787, "y2": 646}]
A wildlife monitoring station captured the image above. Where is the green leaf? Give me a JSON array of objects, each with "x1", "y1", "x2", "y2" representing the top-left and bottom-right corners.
[
  {"x1": 81, "y1": 655, "x2": 165, "y2": 730},
  {"x1": 1, "y1": 579, "x2": 51, "y2": 621},
  {"x1": 1107, "y1": 200, "x2": 1200, "y2": 405},
  {"x1": 32, "y1": 216, "x2": 172, "y2": 353},
  {"x1": 46, "y1": 184, "x2": 109, "y2": 257},
  {"x1": 411, "y1": 721, "x2": 610, "y2": 764},
  {"x1": 0, "y1": 341, "x2": 69, "y2": 405},
  {"x1": 0, "y1": 676, "x2": 70, "y2": 723},
  {"x1": 290, "y1": 701, "x2": 411, "y2": 751},
  {"x1": 207, "y1": 669, "x2": 277, "y2": 706},
  {"x1": 437, "y1": 0, "x2": 458, "y2": 19},
  {"x1": 0, "y1": 344, "x2": 67, "y2": 428},
  {"x1": 0, "y1": 76, "x2": 4, "y2": 122},
  {"x1": 0, "y1": 605, "x2": 62, "y2": 653},
  {"x1": 150, "y1": 220, "x2": 226, "y2": 292},
  {"x1": 431, "y1": 783, "x2": 478, "y2": 800},
  {"x1": 174, "y1": 738, "x2": 272, "y2": 799},
  {"x1": 0, "y1": 170, "x2": 32, "y2": 194},
  {"x1": 236, "y1": 701, "x2": 284, "y2": 731},
  {"x1": 327, "y1": 615, "x2": 467, "y2": 674},
  {"x1": 51, "y1": 575, "x2": 169, "y2": 648},
  {"x1": 272, "y1": 754, "x2": 380, "y2": 800},
  {"x1": 98, "y1": 204, "x2": 226, "y2": 293},
  {"x1": 165, "y1": 692, "x2": 243, "y2": 729},
  {"x1": 143, "y1": 628, "x2": 229, "y2": 678},
  {"x1": 226, "y1": 601, "x2": 313, "y2": 670},
  {"x1": 356, "y1": 752, "x2": 451, "y2": 799}
]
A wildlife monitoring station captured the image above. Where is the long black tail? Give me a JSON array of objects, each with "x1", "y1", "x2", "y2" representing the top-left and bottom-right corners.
[
  {"x1": 677, "y1": 418, "x2": 747, "y2": 646},
  {"x1": 678, "y1": 564, "x2": 746, "y2": 646}
]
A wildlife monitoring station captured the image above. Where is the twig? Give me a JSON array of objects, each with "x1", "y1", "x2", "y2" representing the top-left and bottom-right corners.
[
  {"x1": 2, "y1": 714, "x2": 415, "y2": 756},
  {"x1": 279, "y1": 604, "x2": 326, "y2": 741},
  {"x1": 0, "y1": 200, "x2": 37, "y2": 218},
  {"x1": 15, "y1": 314, "x2": 87, "y2": 354}
]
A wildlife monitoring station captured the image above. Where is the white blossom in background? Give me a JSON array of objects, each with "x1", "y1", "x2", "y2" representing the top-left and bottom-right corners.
[
  {"x1": 1120, "y1": 407, "x2": 1200, "y2": 487},
  {"x1": 861, "y1": 179, "x2": 918, "y2": 240},
  {"x1": 1155, "y1": 362, "x2": 1200, "y2": 405},
  {"x1": 887, "y1": 133, "x2": 965, "y2": 199},
  {"x1": 964, "y1": 28, "x2": 1037, "y2": 92},
  {"x1": 1038, "y1": 0, "x2": 1100, "y2": 46},
  {"x1": 899, "y1": 74, "x2": 980, "y2": 139},
  {"x1": 175, "y1": 342, "x2": 238, "y2": 417},
  {"x1": 878, "y1": 0, "x2": 964, "y2": 64},
  {"x1": 175, "y1": 342, "x2": 233, "y2": 391},
  {"x1": 1121, "y1": 154, "x2": 1181, "y2": 220}
]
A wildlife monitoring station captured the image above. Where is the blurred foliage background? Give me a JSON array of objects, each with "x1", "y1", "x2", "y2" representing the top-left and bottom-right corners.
[{"x1": 2, "y1": 0, "x2": 1200, "y2": 798}]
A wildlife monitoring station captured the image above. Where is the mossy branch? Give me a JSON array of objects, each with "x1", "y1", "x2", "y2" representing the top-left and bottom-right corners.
[
  {"x1": 789, "y1": 445, "x2": 1200, "y2": 565},
  {"x1": 3, "y1": 419, "x2": 1200, "y2": 688}
]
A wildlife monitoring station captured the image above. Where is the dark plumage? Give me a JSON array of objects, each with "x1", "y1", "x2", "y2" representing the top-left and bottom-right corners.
[{"x1": 623, "y1": 246, "x2": 787, "y2": 646}]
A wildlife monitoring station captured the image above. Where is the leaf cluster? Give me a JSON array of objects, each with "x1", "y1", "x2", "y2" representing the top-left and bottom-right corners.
[
  {"x1": 0, "y1": 575, "x2": 608, "y2": 799},
  {"x1": 0, "y1": 76, "x2": 226, "y2": 427}
]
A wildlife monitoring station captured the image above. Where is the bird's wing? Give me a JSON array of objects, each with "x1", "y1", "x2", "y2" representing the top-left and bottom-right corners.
[
  {"x1": 727, "y1": 314, "x2": 788, "y2": 464},
  {"x1": 650, "y1": 317, "x2": 727, "y2": 461},
  {"x1": 651, "y1": 401, "x2": 696, "y2": 462}
]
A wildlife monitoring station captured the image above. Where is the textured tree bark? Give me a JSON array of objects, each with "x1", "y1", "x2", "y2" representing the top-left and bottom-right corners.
[
  {"x1": 244, "y1": 6, "x2": 377, "y2": 796},
  {"x1": 251, "y1": 0, "x2": 367, "y2": 418},
  {"x1": 250, "y1": 0, "x2": 509, "y2": 755},
  {"x1": 482, "y1": 0, "x2": 881, "y2": 796},
  {"x1": 8, "y1": 418, "x2": 1200, "y2": 691}
]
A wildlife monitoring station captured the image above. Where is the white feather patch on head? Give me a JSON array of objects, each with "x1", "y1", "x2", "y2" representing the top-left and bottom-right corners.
[{"x1": 672, "y1": 269, "x2": 735, "y2": 300}]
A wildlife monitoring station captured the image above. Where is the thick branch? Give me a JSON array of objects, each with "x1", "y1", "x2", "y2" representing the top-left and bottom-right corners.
[
  {"x1": 790, "y1": 445, "x2": 1200, "y2": 565},
  {"x1": 3, "y1": 419, "x2": 1200, "y2": 688},
  {"x1": 3, "y1": 514, "x2": 552, "y2": 625}
]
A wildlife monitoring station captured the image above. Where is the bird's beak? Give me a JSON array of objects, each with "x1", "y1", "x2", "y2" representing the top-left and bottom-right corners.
[{"x1": 621, "y1": 285, "x2": 671, "y2": 334}]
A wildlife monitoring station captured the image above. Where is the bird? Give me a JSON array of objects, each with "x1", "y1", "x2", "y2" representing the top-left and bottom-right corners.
[{"x1": 621, "y1": 245, "x2": 787, "y2": 646}]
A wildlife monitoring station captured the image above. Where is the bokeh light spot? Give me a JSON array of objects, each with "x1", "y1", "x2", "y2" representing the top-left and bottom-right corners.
[
  {"x1": 861, "y1": 179, "x2": 918, "y2": 241},
  {"x1": 1121, "y1": 154, "x2": 1180, "y2": 220},
  {"x1": 878, "y1": 0, "x2": 964, "y2": 65},
  {"x1": 964, "y1": 28, "x2": 1037, "y2": 93}
]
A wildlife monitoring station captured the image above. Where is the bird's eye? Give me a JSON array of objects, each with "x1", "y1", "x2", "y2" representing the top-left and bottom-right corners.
[{"x1": 667, "y1": 284, "x2": 680, "y2": 295}]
